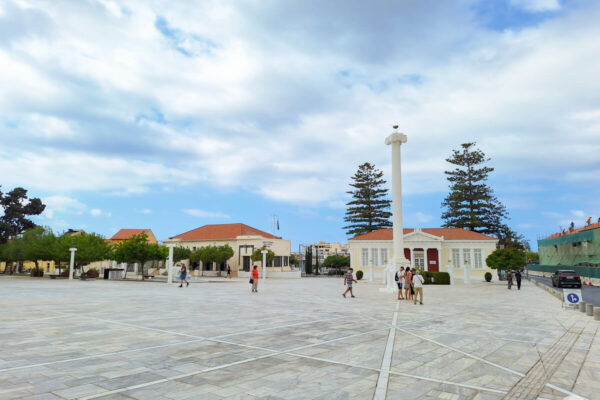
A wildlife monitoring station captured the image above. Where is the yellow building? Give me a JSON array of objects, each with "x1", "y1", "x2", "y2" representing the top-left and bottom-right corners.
[
  {"x1": 0, "y1": 260, "x2": 61, "y2": 274},
  {"x1": 348, "y1": 228, "x2": 498, "y2": 282},
  {"x1": 106, "y1": 229, "x2": 158, "y2": 245}
]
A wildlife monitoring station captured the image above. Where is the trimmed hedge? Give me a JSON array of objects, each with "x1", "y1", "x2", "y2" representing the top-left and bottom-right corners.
[
  {"x1": 30, "y1": 268, "x2": 44, "y2": 277},
  {"x1": 356, "y1": 270, "x2": 364, "y2": 280},
  {"x1": 421, "y1": 271, "x2": 450, "y2": 285},
  {"x1": 484, "y1": 272, "x2": 492, "y2": 282}
]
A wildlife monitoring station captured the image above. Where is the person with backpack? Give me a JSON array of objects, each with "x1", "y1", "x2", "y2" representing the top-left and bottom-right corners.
[
  {"x1": 178, "y1": 264, "x2": 189, "y2": 288},
  {"x1": 395, "y1": 267, "x2": 405, "y2": 300},
  {"x1": 412, "y1": 269, "x2": 425, "y2": 305}
]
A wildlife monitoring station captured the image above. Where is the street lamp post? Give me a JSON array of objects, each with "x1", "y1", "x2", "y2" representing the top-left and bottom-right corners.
[{"x1": 68, "y1": 248, "x2": 77, "y2": 280}]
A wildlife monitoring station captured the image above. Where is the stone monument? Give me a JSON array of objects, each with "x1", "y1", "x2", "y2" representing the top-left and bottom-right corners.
[{"x1": 380, "y1": 126, "x2": 411, "y2": 292}]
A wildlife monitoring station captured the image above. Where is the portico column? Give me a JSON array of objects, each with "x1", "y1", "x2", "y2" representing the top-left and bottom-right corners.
[
  {"x1": 410, "y1": 247, "x2": 415, "y2": 269},
  {"x1": 424, "y1": 248, "x2": 429, "y2": 272}
]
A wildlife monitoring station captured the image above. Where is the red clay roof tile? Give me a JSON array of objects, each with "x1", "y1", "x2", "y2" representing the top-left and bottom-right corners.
[
  {"x1": 171, "y1": 223, "x2": 280, "y2": 241},
  {"x1": 110, "y1": 229, "x2": 154, "y2": 240},
  {"x1": 349, "y1": 228, "x2": 497, "y2": 241}
]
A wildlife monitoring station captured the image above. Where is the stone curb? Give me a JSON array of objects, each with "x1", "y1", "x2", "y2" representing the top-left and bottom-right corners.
[{"x1": 527, "y1": 278, "x2": 598, "y2": 321}]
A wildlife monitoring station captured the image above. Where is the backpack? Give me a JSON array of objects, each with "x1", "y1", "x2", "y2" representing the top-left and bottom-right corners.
[{"x1": 395, "y1": 271, "x2": 400, "y2": 281}]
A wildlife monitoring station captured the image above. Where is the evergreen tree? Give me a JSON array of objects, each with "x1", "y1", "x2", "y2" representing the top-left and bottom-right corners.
[
  {"x1": 344, "y1": 162, "x2": 392, "y2": 236},
  {"x1": 441, "y1": 143, "x2": 508, "y2": 235},
  {"x1": 304, "y1": 247, "x2": 312, "y2": 275},
  {"x1": 0, "y1": 186, "x2": 46, "y2": 244}
]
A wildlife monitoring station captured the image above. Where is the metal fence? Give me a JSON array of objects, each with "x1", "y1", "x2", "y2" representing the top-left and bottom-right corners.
[{"x1": 526, "y1": 264, "x2": 600, "y2": 279}]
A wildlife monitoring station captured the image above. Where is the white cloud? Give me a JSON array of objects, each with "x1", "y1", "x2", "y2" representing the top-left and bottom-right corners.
[
  {"x1": 42, "y1": 196, "x2": 87, "y2": 218},
  {"x1": 509, "y1": 0, "x2": 561, "y2": 12},
  {"x1": 183, "y1": 209, "x2": 231, "y2": 219},
  {"x1": 139, "y1": 208, "x2": 152, "y2": 214},
  {"x1": 90, "y1": 208, "x2": 111, "y2": 217},
  {"x1": 0, "y1": 0, "x2": 599, "y2": 211}
]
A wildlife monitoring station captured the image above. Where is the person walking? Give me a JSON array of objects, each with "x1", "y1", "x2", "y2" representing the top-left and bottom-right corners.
[
  {"x1": 413, "y1": 269, "x2": 425, "y2": 305},
  {"x1": 395, "y1": 267, "x2": 405, "y2": 300},
  {"x1": 178, "y1": 264, "x2": 189, "y2": 288},
  {"x1": 343, "y1": 267, "x2": 357, "y2": 298},
  {"x1": 507, "y1": 269, "x2": 513, "y2": 290},
  {"x1": 226, "y1": 264, "x2": 232, "y2": 279},
  {"x1": 515, "y1": 269, "x2": 522, "y2": 290},
  {"x1": 251, "y1": 265, "x2": 259, "y2": 292},
  {"x1": 404, "y1": 267, "x2": 413, "y2": 301}
]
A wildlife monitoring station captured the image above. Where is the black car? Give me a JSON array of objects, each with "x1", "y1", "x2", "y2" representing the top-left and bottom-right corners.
[{"x1": 551, "y1": 270, "x2": 582, "y2": 288}]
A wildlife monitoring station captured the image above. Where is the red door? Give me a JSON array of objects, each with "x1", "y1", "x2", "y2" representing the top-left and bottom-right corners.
[{"x1": 427, "y1": 248, "x2": 439, "y2": 272}]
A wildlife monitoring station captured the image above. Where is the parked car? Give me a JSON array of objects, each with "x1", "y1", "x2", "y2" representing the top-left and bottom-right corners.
[{"x1": 551, "y1": 270, "x2": 582, "y2": 288}]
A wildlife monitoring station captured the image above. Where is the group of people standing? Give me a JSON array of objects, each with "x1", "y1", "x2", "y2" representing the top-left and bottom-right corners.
[
  {"x1": 506, "y1": 269, "x2": 522, "y2": 290},
  {"x1": 395, "y1": 266, "x2": 424, "y2": 305}
]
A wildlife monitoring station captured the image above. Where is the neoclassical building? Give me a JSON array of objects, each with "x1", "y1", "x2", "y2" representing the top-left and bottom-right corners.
[
  {"x1": 168, "y1": 223, "x2": 292, "y2": 277},
  {"x1": 348, "y1": 228, "x2": 498, "y2": 281}
]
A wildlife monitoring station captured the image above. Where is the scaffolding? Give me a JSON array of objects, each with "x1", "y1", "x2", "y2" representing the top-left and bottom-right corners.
[{"x1": 538, "y1": 227, "x2": 600, "y2": 266}]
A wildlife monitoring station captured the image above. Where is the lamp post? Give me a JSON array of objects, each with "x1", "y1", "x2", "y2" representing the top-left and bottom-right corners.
[
  {"x1": 261, "y1": 250, "x2": 267, "y2": 281},
  {"x1": 68, "y1": 248, "x2": 77, "y2": 280},
  {"x1": 464, "y1": 258, "x2": 470, "y2": 284}
]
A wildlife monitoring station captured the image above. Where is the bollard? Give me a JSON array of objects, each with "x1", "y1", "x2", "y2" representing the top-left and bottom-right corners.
[
  {"x1": 579, "y1": 301, "x2": 587, "y2": 312},
  {"x1": 594, "y1": 307, "x2": 600, "y2": 321},
  {"x1": 586, "y1": 303, "x2": 594, "y2": 316}
]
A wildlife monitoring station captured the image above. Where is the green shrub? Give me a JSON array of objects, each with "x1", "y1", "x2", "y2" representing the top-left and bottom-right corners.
[
  {"x1": 86, "y1": 268, "x2": 99, "y2": 278},
  {"x1": 30, "y1": 267, "x2": 44, "y2": 277},
  {"x1": 420, "y1": 271, "x2": 433, "y2": 284},
  {"x1": 484, "y1": 272, "x2": 492, "y2": 282},
  {"x1": 356, "y1": 270, "x2": 363, "y2": 280},
  {"x1": 429, "y1": 271, "x2": 450, "y2": 285}
]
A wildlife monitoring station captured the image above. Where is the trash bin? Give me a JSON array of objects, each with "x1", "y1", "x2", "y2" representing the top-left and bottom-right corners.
[{"x1": 104, "y1": 269, "x2": 110, "y2": 280}]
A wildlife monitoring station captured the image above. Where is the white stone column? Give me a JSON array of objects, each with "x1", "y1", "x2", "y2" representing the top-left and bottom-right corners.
[
  {"x1": 165, "y1": 240, "x2": 180, "y2": 285},
  {"x1": 424, "y1": 248, "x2": 429, "y2": 272},
  {"x1": 68, "y1": 248, "x2": 77, "y2": 280},
  {"x1": 410, "y1": 248, "x2": 415, "y2": 269},
  {"x1": 261, "y1": 250, "x2": 267, "y2": 281},
  {"x1": 380, "y1": 128, "x2": 410, "y2": 293},
  {"x1": 385, "y1": 130, "x2": 410, "y2": 269}
]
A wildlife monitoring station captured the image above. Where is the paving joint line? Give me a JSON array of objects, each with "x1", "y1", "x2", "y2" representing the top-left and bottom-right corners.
[{"x1": 373, "y1": 300, "x2": 399, "y2": 400}]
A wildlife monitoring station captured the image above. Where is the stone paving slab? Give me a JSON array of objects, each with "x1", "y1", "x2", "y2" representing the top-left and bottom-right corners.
[{"x1": 0, "y1": 276, "x2": 598, "y2": 399}]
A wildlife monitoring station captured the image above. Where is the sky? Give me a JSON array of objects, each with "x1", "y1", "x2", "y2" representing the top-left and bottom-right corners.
[{"x1": 1, "y1": 0, "x2": 599, "y2": 251}]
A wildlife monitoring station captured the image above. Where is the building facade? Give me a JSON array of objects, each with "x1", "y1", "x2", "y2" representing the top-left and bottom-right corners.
[
  {"x1": 348, "y1": 228, "x2": 498, "y2": 281},
  {"x1": 106, "y1": 229, "x2": 158, "y2": 245},
  {"x1": 168, "y1": 223, "x2": 292, "y2": 277},
  {"x1": 538, "y1": 222, "x2": 600, "y2": 266}
]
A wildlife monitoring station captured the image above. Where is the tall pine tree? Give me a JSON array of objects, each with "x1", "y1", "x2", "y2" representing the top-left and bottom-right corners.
[
  {"x1": 344, "y1": 162, "x2": 392, "y2": 236},
  {"x1": 441, "y1": 143, "x2": 507, "y2": 235}
]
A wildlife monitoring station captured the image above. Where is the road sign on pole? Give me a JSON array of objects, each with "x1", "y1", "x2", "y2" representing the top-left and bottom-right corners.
[{"x1": 563, "y1": 289, "x2": 582, "y2": 306}]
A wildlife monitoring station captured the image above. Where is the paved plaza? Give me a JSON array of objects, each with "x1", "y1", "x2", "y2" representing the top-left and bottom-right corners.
[{"x1": 0, "y1": 277, "x2": 598, "y2": 400}]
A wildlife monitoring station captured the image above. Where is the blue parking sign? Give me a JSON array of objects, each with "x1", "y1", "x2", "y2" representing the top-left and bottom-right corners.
[{"x1": 563, "y1": 289, "x2": 582, "y2": 305}]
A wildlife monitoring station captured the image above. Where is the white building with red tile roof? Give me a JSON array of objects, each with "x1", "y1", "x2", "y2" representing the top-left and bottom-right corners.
[
  {"x1": 348, "y1": 227, "x2": 498, "y2": 282},
  {"x1": 167, "y1": 223, "x2": 292, "y2": 278}
]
